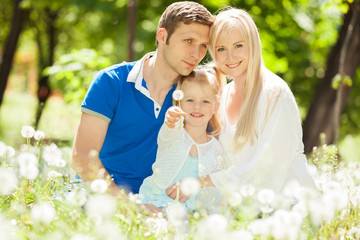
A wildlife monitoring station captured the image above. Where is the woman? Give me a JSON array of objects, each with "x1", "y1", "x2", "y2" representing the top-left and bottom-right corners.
[{"x1": 167, "y1": 8, "x2": 316, "y2": 202}]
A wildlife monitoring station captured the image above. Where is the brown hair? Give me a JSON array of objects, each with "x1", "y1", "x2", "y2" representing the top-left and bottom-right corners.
[
  {"x1": 156, "y1": 1, "x2": 214, "y2": 45},
  {"x1": 176, "y1": 66, "x2": 223, "y2": 136}
]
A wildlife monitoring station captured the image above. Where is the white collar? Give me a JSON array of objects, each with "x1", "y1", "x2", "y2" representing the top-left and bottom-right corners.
[{"x1": 126, "y1": 52, "x2": 155, "y2": 86}]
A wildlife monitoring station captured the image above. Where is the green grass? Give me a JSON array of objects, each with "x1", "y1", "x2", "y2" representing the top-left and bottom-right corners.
[{"x1": 0, "y1": 91, "x2": 80, "y2": 148}]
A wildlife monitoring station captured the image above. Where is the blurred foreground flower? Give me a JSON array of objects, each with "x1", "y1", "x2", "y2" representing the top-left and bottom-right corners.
[{"x1": 21, "y1": 126, "x2": 35, "y2": 138}]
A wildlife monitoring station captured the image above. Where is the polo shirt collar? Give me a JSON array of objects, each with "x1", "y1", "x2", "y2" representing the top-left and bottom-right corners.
[{"x1": 126, "y1": 51, "x2": 155, "y2": 86}]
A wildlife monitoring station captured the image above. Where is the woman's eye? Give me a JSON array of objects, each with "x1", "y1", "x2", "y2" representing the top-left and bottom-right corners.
[
  {"x1": 235, "y1": 44, "x2": 243, "y2": 48},
  {"x1": 217, "y1": 47, "x2": 225, "y2": 52}
]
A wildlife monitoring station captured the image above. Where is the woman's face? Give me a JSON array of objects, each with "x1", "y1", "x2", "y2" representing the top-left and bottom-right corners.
[{"x1": 214, "y1": 29, "x2": 250, "y2": 81}]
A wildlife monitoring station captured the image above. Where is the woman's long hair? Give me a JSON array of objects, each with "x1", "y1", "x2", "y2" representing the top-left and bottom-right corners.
[{"x1": 209, "y1": 8, "x2": 264, "y2": 149}]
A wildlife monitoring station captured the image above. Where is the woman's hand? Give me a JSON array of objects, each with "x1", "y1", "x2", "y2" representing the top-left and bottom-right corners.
[
  {"x1": 165, "y1": 107, "x2": 186, "y2": 129},
  {"x1": 166, "y1": 182, "x2": 190, "y2": 203}
]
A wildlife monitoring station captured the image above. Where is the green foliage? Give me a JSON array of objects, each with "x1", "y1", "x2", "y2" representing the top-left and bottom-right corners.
[{"x1": 44, "y1": 49, "x2": 111, "y2": 103}]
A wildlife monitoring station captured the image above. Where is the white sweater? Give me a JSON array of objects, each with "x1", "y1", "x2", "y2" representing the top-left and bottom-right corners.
[
  {"x1": 151, "y1": 109, "x2": 224, "y2": 189},
  {"x1": 210, "y1": 68, "x2": 317, "y2": 194}
]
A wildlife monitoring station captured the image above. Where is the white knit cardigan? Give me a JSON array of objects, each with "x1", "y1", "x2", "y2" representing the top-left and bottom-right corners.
[{"x1": 151, "y1": 108, "x2": 224, "y2": 189}]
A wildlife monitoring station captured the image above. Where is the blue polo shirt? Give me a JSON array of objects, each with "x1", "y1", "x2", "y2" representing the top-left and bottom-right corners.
[{"x1": 81, "y1": 52, "x2": 176, "y2": 193}]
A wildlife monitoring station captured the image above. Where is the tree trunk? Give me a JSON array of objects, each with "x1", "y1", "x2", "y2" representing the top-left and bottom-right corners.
[
  {"x1": 127, "y1": 0, "x2": 137, "y2": 62},
  {"x1": 34, "y1": 8, "x2": 58, "y2": 129},
  {"x1": 0, "y1": 0, "x2": 28, "y2": 107},
  {"x1": 303, "y1": 2, "x2": 360, "y2": 153}
]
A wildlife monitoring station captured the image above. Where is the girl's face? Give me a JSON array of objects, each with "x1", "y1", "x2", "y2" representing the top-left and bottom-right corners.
[
  {"x1": 214, "y1": 29, "x2": 250, "y2": 81},
  {"x1": 180, "y1": 81, "x2": 218, "y2": 130}
]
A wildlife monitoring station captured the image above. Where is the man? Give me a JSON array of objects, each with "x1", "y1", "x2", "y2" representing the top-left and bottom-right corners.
[{"x1": 71, "y1": 1, "x2": 213, "y2": 213}]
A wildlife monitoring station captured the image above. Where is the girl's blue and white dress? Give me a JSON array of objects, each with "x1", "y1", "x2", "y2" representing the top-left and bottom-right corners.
[{"x1": 139, "y1": 109, "x2": 224, "y2": 211}]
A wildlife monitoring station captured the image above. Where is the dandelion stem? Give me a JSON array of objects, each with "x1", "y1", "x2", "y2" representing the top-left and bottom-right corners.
[
  {"x1": 27, "y1": 138, "x2": 30, "y2": 152},
  {"x1": 178, "y1": 100, "x2": 182, "y2": 130}
]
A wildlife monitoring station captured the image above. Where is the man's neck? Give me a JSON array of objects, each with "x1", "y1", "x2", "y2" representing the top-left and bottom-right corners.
[{"x1": 142, "y1": 53, "x2": 179, "y2": 106}]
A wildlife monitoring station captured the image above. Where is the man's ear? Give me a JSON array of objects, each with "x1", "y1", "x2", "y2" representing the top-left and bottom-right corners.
[{"x1": 157, "y1": 27, "x2": 168, "y2": 45}]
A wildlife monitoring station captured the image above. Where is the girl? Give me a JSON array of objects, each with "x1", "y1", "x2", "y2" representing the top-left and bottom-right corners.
[
  {"x1": 167, "y1": 8, "x2": 316, "y2": 202},
  {"x1": 139, "y1": 68, "x2": 224, "y2": 211}
]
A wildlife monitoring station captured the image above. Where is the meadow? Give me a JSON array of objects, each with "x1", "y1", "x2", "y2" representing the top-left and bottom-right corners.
[{"x1": 0, "y1": 91, "x2": 359, "y2": 240}]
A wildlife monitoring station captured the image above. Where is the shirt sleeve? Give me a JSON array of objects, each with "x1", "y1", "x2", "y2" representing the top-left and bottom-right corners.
[
  {"x1": 157, "y1": 106, "x2": 184, "y2": 148},
  {"x1": 210, "y1": 90, "x2": 305, "y2": 193},
  {"x1": 81, "y1": 69, "x2": 120, "y2": 123}
]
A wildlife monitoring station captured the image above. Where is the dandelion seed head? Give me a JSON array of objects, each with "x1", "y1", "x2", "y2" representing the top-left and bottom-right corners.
[
  {"x1": 0, "y1": 168, "x2": 18, "y2": 195},
  {"x1": 0, "y1": 215, "x2": 14, "y2": 240},
  {"x1": 31, "y1": 202, "x2": 57, "y2": 224},
  {"x1": 34, "y1": 130, "x2": 45, "y2": 141},
  {"x1": 17, "y1": 152, "x2": 37, "y2": 168},
  {"x1": 19, "y1": 164, "x2": 39, "y2": 180},
  {"x1": 257, "y1": 189, "x2": 275, "y2": 205},
  {"x1": 197, "y1": 214, "x2": 228, "y2": 239},
  {"x1": 42, "y1": 143, "x2": 62, "y2": 165},
  {"x1": 48, "y1": 170, "x2": 62, "y2": 179},
  {"x1": 6, "y1": 146, "x2": 15, "y2": 158},
  {"x1": 180, "y1": 177, "x2": 200, "y2": 196},
  {"x1": 166, "y1": 202, "x2": 188, "y2": 227},
  {"x1": 227, "y1": 192, "x2": 242, "y2": 206},
  {"x1": 223, "y1": 230, "x2": 253, "y2": 240},
  {"x1": 239, "y1": 184, "x2": 255, "y2": 197},
  {"x1": 70, "y1": 234, "x2": 95, "y2": 240},
  {"x1": 90, "y1": 179, "x2": 108, "y2": 193},
  {"x1": 85, "y1": 194, "x2": 116, "y2": 219},
  {"x1": 172, "y1": 90, "x2": 184, "y2": 101},
  {"x1": 21, "y1": 126, "x2": 35, "y2": 138}
]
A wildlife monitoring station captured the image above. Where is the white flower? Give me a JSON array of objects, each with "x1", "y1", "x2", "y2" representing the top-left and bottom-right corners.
[
  {"x1": 223, "y1": 230, "x2": 253, "y2": 240},
  {"x1": 239, "y1": 184, "x2": 255, "y2": 197},
  {"x1": 90, "y1": 179, "x2": 108, "y2": 193},
  {"x1": 21, "y1": 126, "x2": 35, "y2": 138},
  {"x1": 6, "y1": 146, "x2": 15, "y2": 158},
  {"x1": 257, "y1": 189, "x2": 275, "y2": 205},
  {"x1": 0, "y1": 215, "x2": 14, "y2": 240},
  {"x1": 18, "y1": 152, "x2": 39, "y2": 180},
  {"x1": 19, "y1": 164, "x2": 39, "y2": 180},
  {"x1": 165, "y1": 202, "x2": 188, "y2": 227},
  {"x1": 85, "y1": 194, "x2": 116, "y2": 219},
  {"x1": 31, "y1": 202, "x2": 57, "y2": 223},
  {"x1": 0, "y1": 168, "x2": 18, "y2": 195},
  {"x1": 17, "y1": 152, "x2": 37, "y2": 168},
  {"x1": 42, "y1": 143, "x2": 62, "y2": 166},
  {"x1": 95, "y1": 221, "x2": 126, "y2": 240},
  {"x1": 180, "y1": 177, "x2": 200, "y2": 196},
  {"x1": 34, "y1": 130, "x2": 45, "y2": 141},
  {"x1": 0, "y1": 141, "x2": 7, "y2": 157},
  {"x1": 172, "y1": 90, "x2": 184, "y2": 101},
  {"x1": 55, "y1": 159, "x2": 67, "y2": 168},
  {"x1": 227, "y1": 192, "x2": 243, "y2": 206},
  {"x1": 197, "y1": 214, "x2": 228, "y2": 239},
  {"x1": 70, "y1": 234, "x2": 94, "y2": 240},
  {"x1": 48, "y1": 170, "x2": 62, "y2": 179}
]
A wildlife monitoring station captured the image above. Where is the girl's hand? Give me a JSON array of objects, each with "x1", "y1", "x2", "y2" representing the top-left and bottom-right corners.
[
  {"x1": 165, "y1": 107, "x2": 186, "y2": 129},
  {"x1": 166, "y1": 182, "x2": 190, "y2": 203}
]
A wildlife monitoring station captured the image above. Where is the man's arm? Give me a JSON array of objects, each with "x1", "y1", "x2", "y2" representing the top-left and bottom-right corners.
[
  {"x1": 71, "y1": 112, "x2": 123, "y2": 196},
  {"x1": 72, "y1": 112, "x2": 163, "y2": 215}
]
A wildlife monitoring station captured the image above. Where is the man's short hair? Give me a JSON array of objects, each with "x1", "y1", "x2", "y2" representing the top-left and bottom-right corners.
[{"x1": 156, "y1": 1, "x2": 214, "y2": 45}]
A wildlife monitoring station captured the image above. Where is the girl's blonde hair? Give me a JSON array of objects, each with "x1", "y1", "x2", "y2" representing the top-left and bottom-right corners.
[
  {"x1": 175, "y1": 66, "x2": 224, "y2": 136},
  {"x1": 209, "y1": 8, "x2": 263, "y2": 149}
]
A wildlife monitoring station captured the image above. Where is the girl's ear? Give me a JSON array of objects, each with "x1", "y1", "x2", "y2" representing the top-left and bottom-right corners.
[{"x1": 157, "y1": 28, "x2": 168, "y2": 45}]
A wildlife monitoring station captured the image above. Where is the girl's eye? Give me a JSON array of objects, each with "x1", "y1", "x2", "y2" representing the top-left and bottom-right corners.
[
  {"x1": 203, "y1": 100, "x2": 210, "y2": 103},
  {"x1": 186, "y1": 99, "x2": 193, "y2": 102}
]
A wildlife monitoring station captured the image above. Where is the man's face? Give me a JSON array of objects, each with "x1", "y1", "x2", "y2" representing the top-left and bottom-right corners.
[{"x1": 159, "y1": 22, "x2": 210, "y2": 76}]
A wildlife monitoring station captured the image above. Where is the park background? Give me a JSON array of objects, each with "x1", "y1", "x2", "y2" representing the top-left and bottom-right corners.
[{"x1": 0, "y1": 0, "x2": 359, "y2": 160}]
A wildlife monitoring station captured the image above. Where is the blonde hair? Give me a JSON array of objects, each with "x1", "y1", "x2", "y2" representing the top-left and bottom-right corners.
[
  {"x1": 175, "y1": 67, "x2": 224, "y2": 136},
  {"x1": 209, "y1": 8, "x2": 264, "y2": 149}
]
